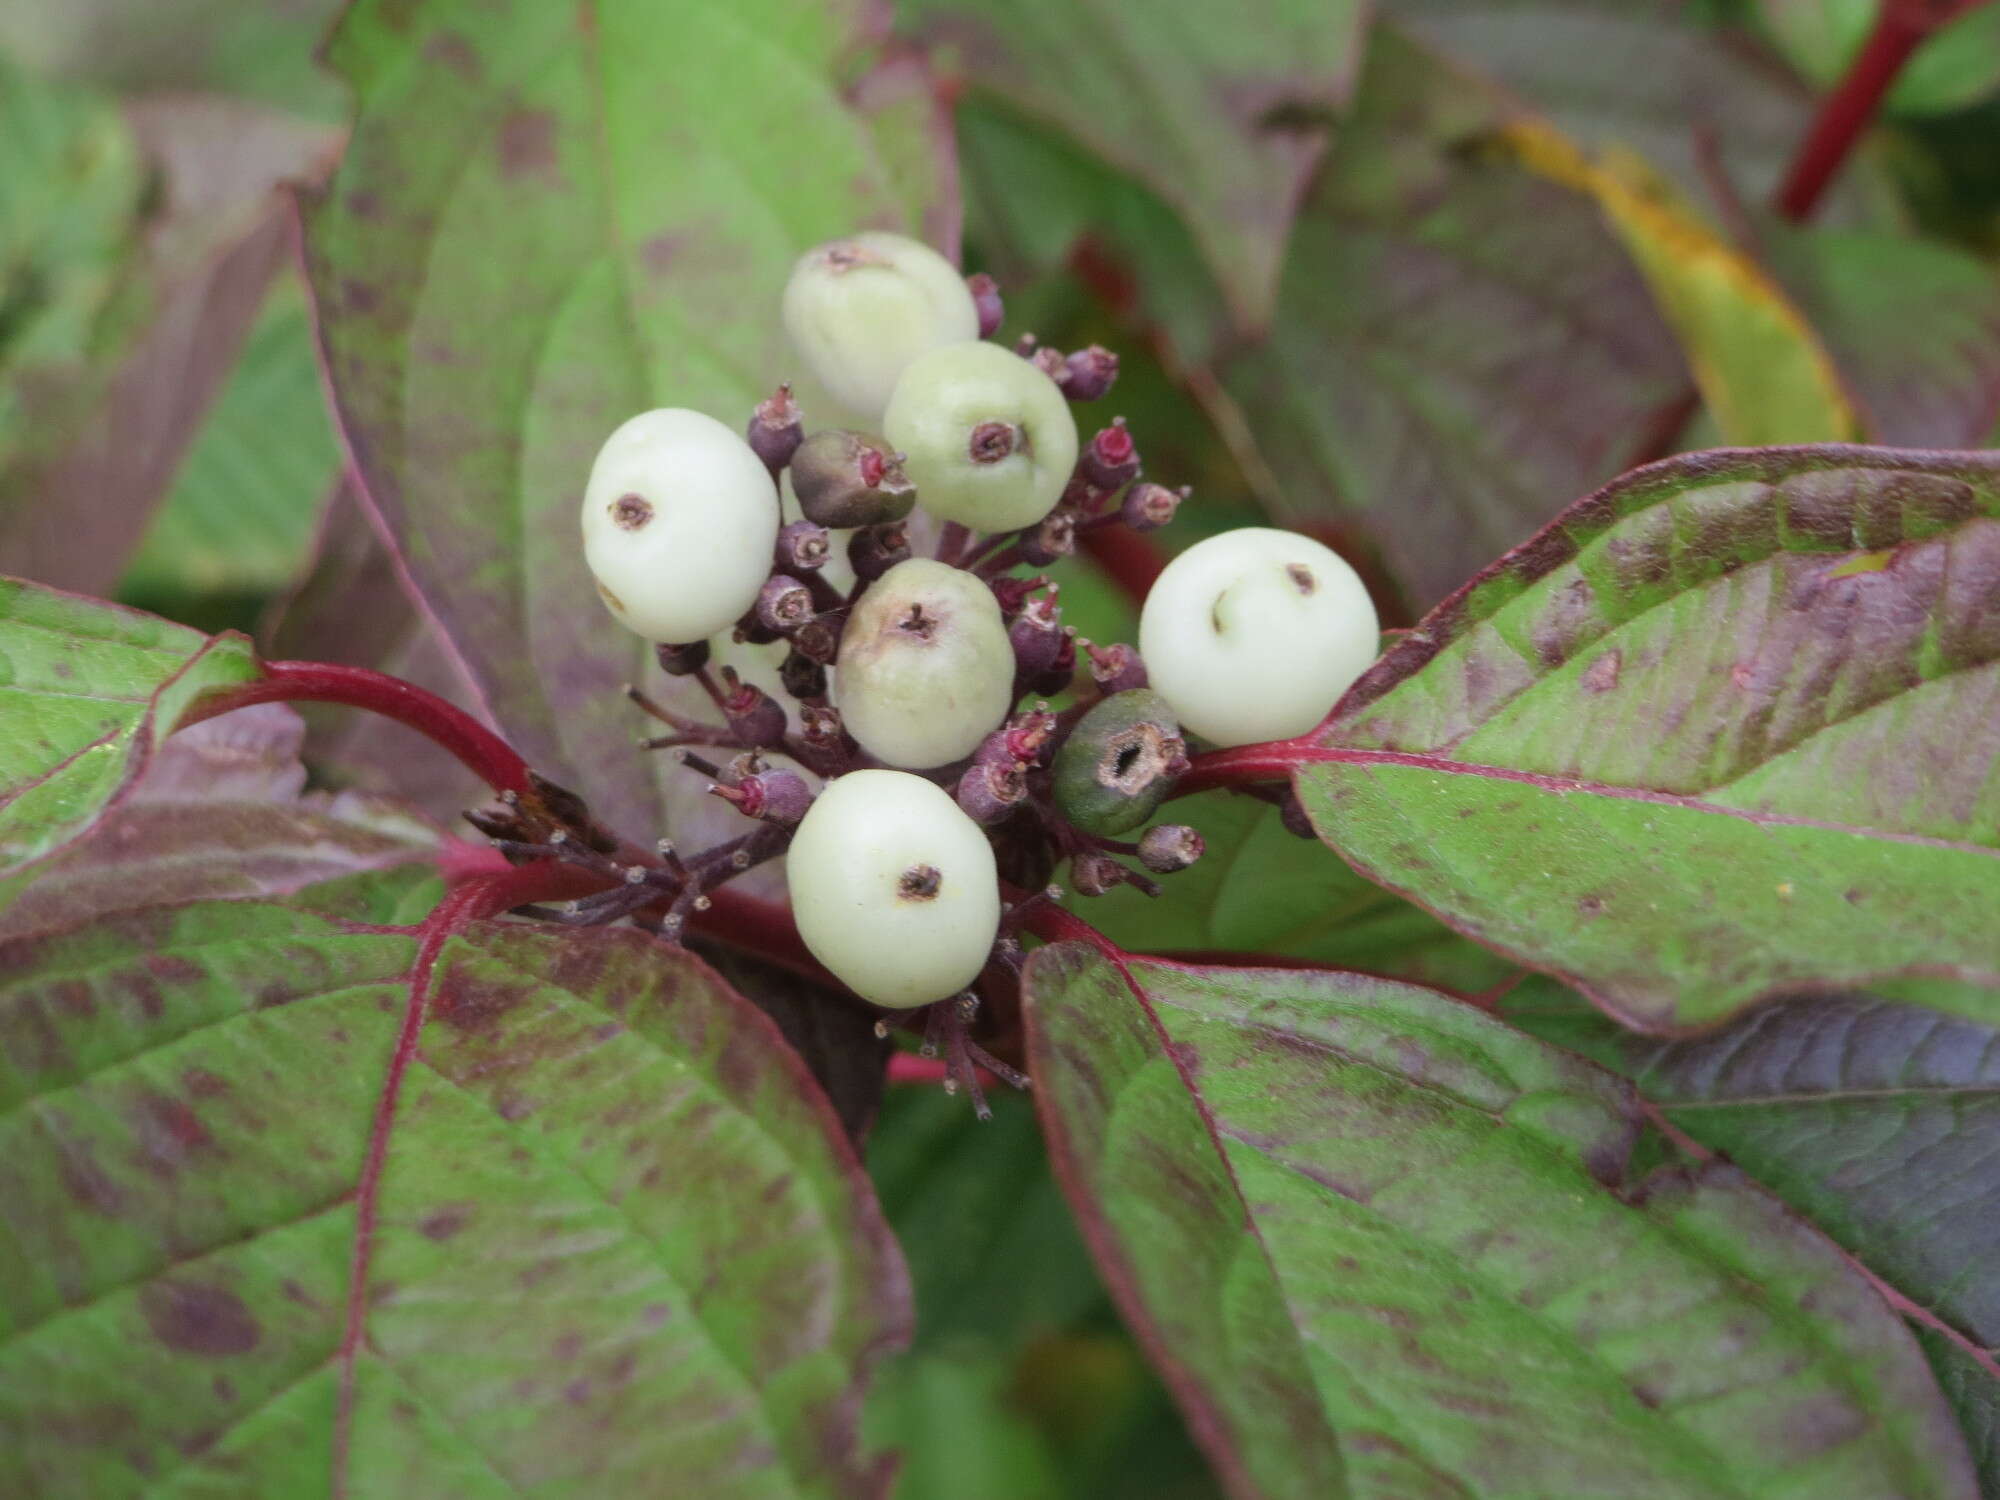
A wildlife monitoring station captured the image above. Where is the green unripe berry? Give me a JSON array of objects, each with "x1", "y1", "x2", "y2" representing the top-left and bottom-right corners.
[
  {"x1": 782, "y1": 232, "x2": 980, "y2": 423},
  {"x1": 1138, "y1": 528, "x2": 1378, "y2": 747},
  {"x1": 882, "y1": 341, "x2": 1078, "y2": 532},
  {"x1": 581, "y1": 408, "x2": 780, "y2": 644},
  {"x1": 1053, "y1": 689, "x2": 1187, "y2": 835},
  {"x1": 787, "y1": 769, "x2": 1001, "y2": 1008},
  {"x1": 835, "y1": 558, "x2": 1014, "y2": 768}
]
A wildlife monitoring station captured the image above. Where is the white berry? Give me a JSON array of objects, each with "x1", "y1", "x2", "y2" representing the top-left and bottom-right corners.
[
  {"x1": 1138, "y1": 528, "x2": 1378, "y2": 747},
  {"x1": 787, "y1": 770, "x2": 1001, "y2": 1008},
  {"x1": 581, "y1": 408, "x2": 780, "y2": 644},
  {"x1": 782, "y1": 232, "x2": 980, "y2": 424},
  {"x1": 835, "y1": 558, "x2": 1014, "y2": 769},
  {"x1": 883, "y1": 341, "x2": 1078, "y2": 533}
]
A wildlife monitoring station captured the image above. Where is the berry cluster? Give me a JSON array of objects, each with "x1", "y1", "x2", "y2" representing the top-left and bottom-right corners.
[{"x1": 553, "y1": 231, "x2": 1379, "y2": 1110}]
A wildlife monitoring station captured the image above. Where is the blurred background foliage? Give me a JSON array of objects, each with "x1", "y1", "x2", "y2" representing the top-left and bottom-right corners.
[{"x1": 3, "y1": 1, "x2": 1998, "y2": 1494}]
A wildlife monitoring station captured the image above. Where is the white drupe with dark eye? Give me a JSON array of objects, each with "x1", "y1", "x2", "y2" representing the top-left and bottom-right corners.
[
  {"x1": 782, "y1": 232, "x2": 981, "y2": 424},
  {"x1": 581, "y1": 408, "x2": 781, "y2": 644},
  {"x1": 834, "y1": 557, "x2": 1015, "y2": 769},
  {"x1": 1138, "y1": 527, "x2": 1379, "y2": 747},
  {"x1": 786, "y1": 769, "x2": 1001, "y2": 1009},
  {"x1": 882, "y1": 340, "x2": 1078, "y2": 533}
]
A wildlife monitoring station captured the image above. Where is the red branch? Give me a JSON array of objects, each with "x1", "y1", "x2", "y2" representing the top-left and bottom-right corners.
[
  {"x1": 1773, "y1": 0, "x2": 1989, "y2": 221},
  {"x1": 191, "y1": 660, "x2": 533, "y2": 796},
  {"x1": 1174, "y1": 736, "x2": 1326, "y2": 797},
  {"x1": 1078, "y1": 524, "x2": 1168, "y2": 606},
  {"x1": 330, "y1": 861, "x2": 584, "y2": 1497}
]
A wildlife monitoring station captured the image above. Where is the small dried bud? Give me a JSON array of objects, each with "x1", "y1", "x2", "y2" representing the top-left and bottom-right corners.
[
  {"x1": 800, "y1": 703, "x2": 852, "y2": 756},
  {"x1": 655, "y1": 639, "x2": 712, "y2": 676},
  {"x1": 1121, "y1": 481, "x2": 1182, "y2": 532},
  {"x1": 755, "y1": 574, "x2": 814, "y2": 635},
  {"x1": 775, "y1": 518, "x2": 832, "y2": 573},
  {"x1": 1086, "y1": 640, "x2": 1148, "y2": 694},
  {"x1": 1058, "y1": 345, "x2": 1119, "y2": 401},
  {"x1": 1020, "y1": 510, "x2": 1076, "y2": 567},
  {"x1": 746, "y1": 383, "x2": 803, "y2": 474},
  {"x1": 710, "y1": 769, "x2": 814, "y2": 825},
  {"x1": 1080, "y1": 417, "x2": 1140, "y2": 491},
  {"x1": 734, "y1": 612, "x2": 781, "y2": 646},
  {"x1": 967, "y1": 271, "x2": 1004, "y2": 339},
  {"x1": 1029, "y1": 345, "x2": 1066, "y2": 383},
  {"x1": 791, "y1": 612, "x2": 843, "y2": 665},
  {"x1": 1069, "y1": 850, "x2": 1125, "y2": 898},
  {"x1": 956, "y1": 759, "x2": 1026, "y2": 826},
  {"x1": 1009, "y1": 595, "x2": 1066, "y2": 682},
  {"x1": 464, "y1": 804, "x2": 527, "y2": 845},
  {"x1": 977, "y1": 709, "x2": 1058, "y2": 770},
  {"x1": 1138, "y1": 823, "x2": 1205, "y2": 874},
  {"x1": 791, "y1": 429, "x2": 917, "y2": 528},
  {"x1": 719, "y1": 666, "x2": 788, "y2": 748},
  {"x1": 1025, "y1": 629, "x2": 1077, "y2": 698},
  {"x1": 848, "y1": 521, "x2": 912, "y2": 583},
  {"x1": 779, "y1": 647, "x2": 828, "y2": 701},
  {"x1": 988, "y1": 573, "x2": 1052, "y2": 621},
  {"x1": 1014, "y1": 331, "x2": 1039, "y2": 357}
]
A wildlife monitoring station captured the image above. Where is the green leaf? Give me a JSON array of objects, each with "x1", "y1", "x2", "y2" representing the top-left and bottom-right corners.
[
  {"x1": 1024, "y1": 945, "x2": 1980, "y2": 1497},
  {"x1": 0, "y1": 577, "x2": 258, "y2": 880},
  {"x1": 1084, "y1": 791, "x2": 1517, "y2": 995},
  {"x1": 1216, "y1": 24, "x2": 1688, "y2": 609},
  {"x1": 898, "y1": 0, "x2": 1366, "y2": 328},
  {"x1": 0, "y1": 893, "x2": 908, "y2": 1498},
  {"x1": 0, "y1": 701, "x2": 438, "y2": 942},
  {"x1": 303, "y1": 0, "x2": 955, "y2": 853},
  {"x1": 1300, "y1": 445, "x2": 2000, "y2": 1031},
  {"x1": 119, "y1": 279, "x2": 344, "y2": 611}
]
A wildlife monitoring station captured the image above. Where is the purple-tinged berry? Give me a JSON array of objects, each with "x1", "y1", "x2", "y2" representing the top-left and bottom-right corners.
[
  {"x1": 747, "y1": 383, "x2": 803, "y2": 475},
  {"x1": 791, "y1": 429, "x2": 917, "y2": 529}
]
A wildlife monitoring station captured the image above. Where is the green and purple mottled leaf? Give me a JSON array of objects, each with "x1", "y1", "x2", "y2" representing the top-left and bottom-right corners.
[
  {"x1": 0, "y1": 577, "x2": 259, "y2": 880},
  {"x1": 898, "y1": 0, "x2": 1364, "y2": 328},
  {"x1": 0, "y1": 887, "x2": 909, "y2": 1498},
  {"x1": 0, "y1": 701, "x2": 439, "y2": 943},
  {"x1": 1024, "y1": 944, "x2": 1979, "y2": 1499},
  {"x1": 303, "y1": 0, "x2": 955, "y2": 855},
  {"x1": 1216, "y1": 25, "x2": 1688, "y2": 610},
  {"x1": 1299, "y1": 445, "x2": 2000, "y2": 1031}
]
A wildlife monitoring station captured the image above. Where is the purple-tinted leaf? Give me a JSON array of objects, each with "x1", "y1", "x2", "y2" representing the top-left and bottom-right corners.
[
  {"x1": 1215, "y1": 25, "x2": 1688, "y2": 610},
  {"x1": 1025, "y1": 944, "x2": 1979, "y2": 1498},
  {"x1": 1386, "y1": 0, "x2": 1874, "y2": 220},
  {"x1": 0, "y1": 889, "x2": 909, "y2": 1498},
  {"x1": 1762, "y1": 222, "x2": 2000, "y2": 449},
  {"x1": 1916, "y1": 1331, "x2": 2000, "y2": 1496},
  {"x1": 0, "y1": 702, "x2": 439, "y2": 943},
  {"x1": 1, "y1": 87, "x2": 337, "y2": 596},
  {"x1": 898, "y1": 0, "x2": 1365, "y2": 328},
  {"x1": 0, "y1": 577, "x2": 260, "y2": 881},
  {"x1": 1299, "y1": 445, "x2": 2000, "y2": 1031},
  {"x1": 303, "y1": 0, "x2": 956, "y2": 853}
]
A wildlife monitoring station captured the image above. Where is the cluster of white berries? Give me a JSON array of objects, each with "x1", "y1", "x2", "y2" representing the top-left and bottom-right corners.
[{"x1": 574, "y1": 230, "x2": 1379, "y2": 1038}]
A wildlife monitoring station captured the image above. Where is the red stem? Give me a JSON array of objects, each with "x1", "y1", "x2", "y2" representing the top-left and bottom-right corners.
[
  {"x1": 1174, "y1": 736, "x2": 1326, "y2": 797},
  {"x1": 331, "y1": 861, "x2": 581, "y2": 1498},
  {"x1": 191, "y1": 660, "x2": 532, "y2": 796},
  {"x1": 1078, "y1": 522, "x2": 1167, "y2": 605},
  {"x1": 1774, "y1": 0, "x2": 1989, "y2": 222}
]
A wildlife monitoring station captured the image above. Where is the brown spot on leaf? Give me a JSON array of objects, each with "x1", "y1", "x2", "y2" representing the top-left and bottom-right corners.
[
  {"x1": 182, "y1": 1069, "x2": 228, "y2": 1099},
  {"x1": 50, "y1": 979, "x2": 95, "y2": 1018},
  {"x1": 498, "y1": 109, "x2": 558, "y2": 180},
  {"x1": 642, "y1": 233, "x2": 686, "y2": 273},
  {"x1": 139, "y1": 1281, "x2": 260, "y2": 1356},
  {"x1": 59, "y1": 1140, "x2": 125, "y2": 1216},
  {"x1": 419, "y1": 1203, "x2": 474, "y2": 1241},
  {"x1": 551, "y1": 1331, "x2": 584, "y2": 1362},
  {"x1": 422, "y1": 30, "x2": 480, "y2": 78},
  {"x1": 1580, "y1": 650, "x2": 1620, "y2": 693},
  {"x1": 1577, "y1": 895, "x2": 1606, "y2": 919}
]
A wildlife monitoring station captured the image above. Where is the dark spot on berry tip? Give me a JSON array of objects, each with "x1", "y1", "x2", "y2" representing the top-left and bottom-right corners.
[
  {"x1": 611, "y1": 493, "x2": 652, "y2": 530},
  {"x1": 1286, "y1": 563, "x2": 1317, "y2": 595},
  {"x1": 898, "y1": 864, "x2": 943, "y2": 902}
]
